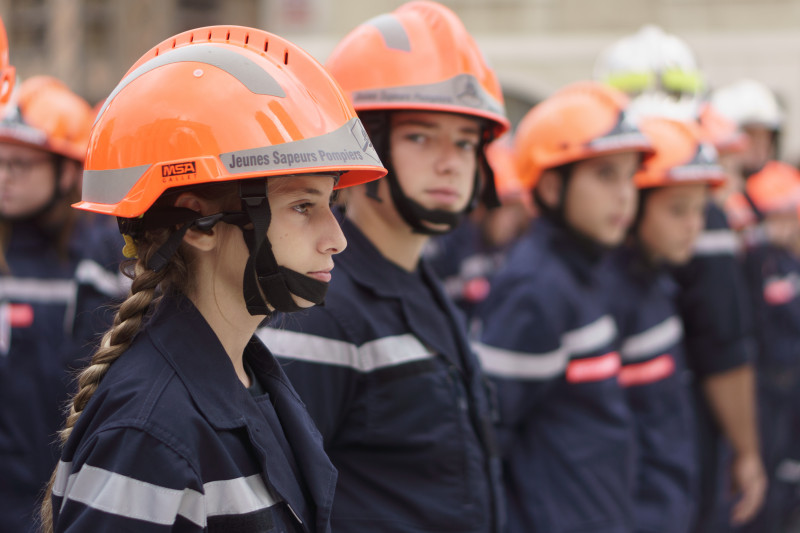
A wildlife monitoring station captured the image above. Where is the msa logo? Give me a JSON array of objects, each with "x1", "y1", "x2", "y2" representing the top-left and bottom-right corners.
[{"x1": 162, "y1": 161, "x2": 197, "y2": 177}]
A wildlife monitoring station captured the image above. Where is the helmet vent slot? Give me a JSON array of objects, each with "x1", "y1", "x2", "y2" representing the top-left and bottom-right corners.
[
  {"x1": 171, "y1": 39, "x2": 177, "y2": 49},
  {"x1": 284, "y1": 50, "x2": 289, "y2": 64},
  {"x1": 263, "y1": 39, "x2": 269, "y2": 52},
  {"x1": 189, "y1": 33, "x2": 194, "y2": 43},
  {"x1": 207, "y1": 30, "x2": 212, "y2": 41},
  {"x1": 226, "y1": 30, "x2": 231, "y2": 41},
  {"x1": 244, "y1": 33, "x2": 250, "y2": 45}
]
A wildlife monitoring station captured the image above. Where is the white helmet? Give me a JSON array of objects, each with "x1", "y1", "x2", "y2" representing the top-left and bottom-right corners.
[
  {"x1": 594, "y1": 25, "x2": 704, "y2": 120},
  {"x1": 710, "y1": 79, "x2": 782, "y2": 131}
]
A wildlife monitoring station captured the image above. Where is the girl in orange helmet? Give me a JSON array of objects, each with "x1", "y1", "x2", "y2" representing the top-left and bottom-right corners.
[
  {"x1": 39, "y1": 26, "x2": 385, "y2": 533},
  {"x1": 473, "y1": 81, "x2": 652, "y2": 533},
  {"x1": 258, "y1": 3, "x2": 510, "y2": 532},
  {"x1": 606, "y1": 117, "x2": 728, "y2": 533}
]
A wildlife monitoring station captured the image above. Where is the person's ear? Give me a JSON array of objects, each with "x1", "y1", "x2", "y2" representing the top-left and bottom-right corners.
[
  {"x1": 57, "y1": 159, "x2": 81, "y2": 195},
  {"x1": 174, "y1": 193, "x2": 217, "y2": 252},
  {"x1": 536, "y1": 169, "x2": 562, "y2": 209}
]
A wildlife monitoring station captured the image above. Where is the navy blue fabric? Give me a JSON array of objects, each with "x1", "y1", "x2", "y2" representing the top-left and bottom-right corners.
[
  {"x1": 51, "y1": 293, "x2": 336, "y2": 533},
  {"x1": 476, "y1": 218, "x2": 635, "y2": 533},
  {"x1": 0, "y1": 218, "x2": 122, "y2": 533},
  {"x1": 265, "y1": 216, "x2": 503, "y2": 533},
  {"x1": 607, "y1": 246, "x2": 698, "y2": 533},
  {"x1": 672, "y1": 203, "x2": 756, "y2": 533},
  {"x1": 425, "y1": 217, "x2": 509, "y2": 322},
  {"x1": 672, "y1": 203, "x2": 755, "y2": 377},
  {"x1": 737, "y1": 243, "x2": 800, "y2": 532}
]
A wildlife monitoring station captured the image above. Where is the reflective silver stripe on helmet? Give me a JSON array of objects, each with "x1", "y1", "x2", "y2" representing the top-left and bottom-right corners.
[
  {"x1": 349, "y1": 73, "x2": 505, "y2": 118},
  {"x1": 221, "y1": 117, "x2": 382, "y2": 174},
  {"x1": 81, "y1": 164, "x2": 150, "y2": 205},
  {"x1": 366, "y1": 13, "x2": 411, "y2": 51},
  {"x1": 95, "y1": 43, "x2": 286, "y2": 125}
]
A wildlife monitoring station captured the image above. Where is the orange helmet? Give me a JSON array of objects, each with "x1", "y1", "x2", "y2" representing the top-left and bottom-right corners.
[
  {"x1": 634, "y1": 117, "x2": 726, "y2": 189},
  {"x1": 325, "y1": 1, "x2": 509, "y2": 137},
  {"x1": 745, "y1": 160, "x2": 800, "y2": 214},
  {"x1": 76, "y1": 26, "x2": 387, "y2": 315},
  {"x1": 77, "y1": 26, "x2": 386, "y2": 219},
  {"x1": 0, "y1": 17, "x2": 15, "y2": 110},
  {"x1": 698, "y1": 103, "x2": 748, "y2": 155},
  {"x1": 0, "y1": 76, "x2": 92, "y2": 162},
  {"x1": 514, "y1": 81, "x2": 652, "y2": 190}
]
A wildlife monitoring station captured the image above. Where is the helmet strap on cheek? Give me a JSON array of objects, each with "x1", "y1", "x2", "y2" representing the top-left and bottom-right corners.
[
  {"x1": 361, "y1": 113, "x2": 499, "y2": 236},
  {"x1": 238, "y1": 180, "x2": 328, "y2": 316}
]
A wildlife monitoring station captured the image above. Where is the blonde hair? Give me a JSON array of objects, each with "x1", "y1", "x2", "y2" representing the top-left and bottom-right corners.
[{"x1": 38, "y1": 181, "x2": 239, "y2": 532}]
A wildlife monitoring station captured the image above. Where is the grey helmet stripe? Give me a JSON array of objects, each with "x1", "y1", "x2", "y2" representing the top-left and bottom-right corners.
[
  {"x1": 221, "y1": 117, "x2": 382, "y2": 175},
  {"x1": 95, "y1": 43, "x2": 286, "y2": 125},
  {"x1": 82, "y1": 118, "x2": 382, "y2": 207},
  {"x1": 366, "y1": 13, "x2": 411, "y2": 51},
  {"x1": 82, "y1": 164, "x2": 150, "y2": 205},
  {"x1": 349, "y1": 73, "x2": 505, "y2": 118}
]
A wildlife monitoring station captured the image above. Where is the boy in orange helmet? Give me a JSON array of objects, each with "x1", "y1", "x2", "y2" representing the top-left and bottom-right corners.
[
  {"x1": 259, "y1": 2, "x2": 510, "y2": 532},
  {"x1": 606, "y1": 117, "x2": 728, "y2": 533},
  {"x1": 473, "y1": 81, "x2": 652, "y2": 533}
]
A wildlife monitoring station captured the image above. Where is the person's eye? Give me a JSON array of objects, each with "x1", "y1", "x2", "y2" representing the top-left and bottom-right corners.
[
  {"x1": 293, "y1": 202, "x2": 312, "y2": 215},
  {"x1": 405, "y1": 133, "x2": 427, "y2": 144},
  {"x1": 456, "y1": 139, "x2": 478, "y2": 151}
]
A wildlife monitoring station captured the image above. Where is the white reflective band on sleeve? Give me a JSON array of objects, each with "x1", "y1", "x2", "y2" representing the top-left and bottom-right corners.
[
  {"x1": 0, "y1": 277, "x2": 76, "y2": 303},
  {"x1": 258, "y1": 328, "x2": 435, "y2": 371},
  {"x1": 692, "y1": 229, "x2": 741, "y2": 256},
  {"x1": 562, "y1": 315, "x2": 617, "y2": 356},
  {"x1": 55, "y1": 462, "x2": 278, "y2": 527},
  {"x1": 75, "y1": 259, "x2": 131, "y2": 298},
  {"x1": 472, "y1": 341, "x2": 569, "y2": 380},
  {"x1": 620, "y1": 316, "x2": 684, "y2": 362}
]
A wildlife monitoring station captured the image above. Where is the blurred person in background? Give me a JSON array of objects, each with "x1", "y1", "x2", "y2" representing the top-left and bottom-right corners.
[
  {"x1": 426, "y1": 134, "x2": 534, "y2": 323},
  {"x1": 474, "y1": 81, "x2": 652, "y2": 533},
  {"x1": 735, "y1": 164, "x2": 800, "y2": 533},
  {"x1": 0, "y1": 74, "x2": 124, "y2": 532},
  {"x1": 258, "y1": 2, "x2": 511, "y2": 532},
  {"x1": 596, "y1": 26, "x2": 766, "y2": 531},
  {"x1": 607, "y1": 116, "x2": 727, "y2": 533}
]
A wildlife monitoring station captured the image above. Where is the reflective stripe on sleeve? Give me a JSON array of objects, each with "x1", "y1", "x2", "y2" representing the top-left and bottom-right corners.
[
  {"x1": 54, "y1": 461, "x2": 278, "y2": 527},
  {"x1": 620, "y1": 316, "x2": 683, "y2": 363},
  {"x1": 258, "y1": 328, "x2": 434, "y2": 371},
  {"x1": 562, "y1": 315, "x2": 617, "y2": 356},
  {"x1": 692, "y1": 229, "x2": 740, "y2": 256},
  {"x1": 75, "y1": 259, "x2": 131, "y2": 298},
  {"x1": 0, "y1": 277, "x2": 76, "y2": 303},
  {"x1": 473, "y1": 341, "x2": 569, "y2": 380}
]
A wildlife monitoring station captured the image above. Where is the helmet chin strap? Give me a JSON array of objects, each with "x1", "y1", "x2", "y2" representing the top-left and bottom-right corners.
[
  {"x1": 125, "y1": 179, "x2": 329, "y2": 317},
  {"x1": 238, "y1": 180, "x2": 329, "y2": 315},
  {"x1": 361, "y1": 111, "x2": 498, "y2": 236}
]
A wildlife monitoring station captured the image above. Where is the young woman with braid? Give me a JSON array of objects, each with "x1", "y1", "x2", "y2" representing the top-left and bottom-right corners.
[{"x1": 39, "y1": 26, "x2": 385, "y2": 533}]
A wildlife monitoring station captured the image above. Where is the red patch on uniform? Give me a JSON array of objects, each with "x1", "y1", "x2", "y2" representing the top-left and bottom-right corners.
[
  {"x1": 463, "y1": 277, "x2": 491, "y2": 303},
  {"x1": 8, "y1": 303, "x2": 33, "y2": 328},
  {"x1": 565, "y1": 351, "x2": 621, "y2": 383},
  {"x1": 764, "y1": 279, "x2": 796, "y2": 306},
  {"x1": 618, "y1": 354, "x2": 676, "y2": 387}
]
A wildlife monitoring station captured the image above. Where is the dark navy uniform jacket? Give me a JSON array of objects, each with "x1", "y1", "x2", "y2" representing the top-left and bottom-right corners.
[
  {"x1": 672, "y1": 203, "x2": 755, "y2": 378},
  {"x1": 474, "y1": 217, "x2": 635, "y2": 533},
  {"x1": 607, "y1": 246, "x2": 698, "y2": 533},
  {"x1": 744, "y1": 242, "x2": 800, "y2": 370},
  {"x1": 0, "y1": 218, "x2": 125, "y2": 533},
  {"x1": 259, "y1": 216, "x2": 503, "y2": 533},
  {"x1": 51, "y1": 294, "x2": 337, "y2": 533}
]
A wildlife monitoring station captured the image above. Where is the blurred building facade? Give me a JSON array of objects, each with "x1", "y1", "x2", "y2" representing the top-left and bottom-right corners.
[{"x1": 2, "y1": 0, "x2": 800, "y2": 160}]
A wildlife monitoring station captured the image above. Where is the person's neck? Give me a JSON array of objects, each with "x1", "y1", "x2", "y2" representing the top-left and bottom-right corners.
[
  {"x1": 188, "y1": 284, "x2": 263, "y2": 388},
  {"x1": 347, "y1": 195, "x2": 428, "y2": 272}
]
